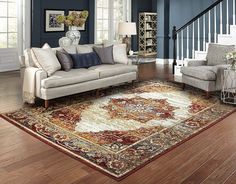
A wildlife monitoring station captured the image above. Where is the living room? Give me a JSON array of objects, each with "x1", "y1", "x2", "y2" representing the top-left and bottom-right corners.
[{"x1": 1, "y1": 0, "x2": 236, "y2": 183}]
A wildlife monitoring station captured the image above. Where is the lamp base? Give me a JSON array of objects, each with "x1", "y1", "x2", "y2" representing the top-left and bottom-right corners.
[{"x1": 122, "y1": 36, "x2": 131, "y2": 54}]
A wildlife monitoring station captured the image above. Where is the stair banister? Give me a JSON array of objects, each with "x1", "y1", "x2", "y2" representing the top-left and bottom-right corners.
[{"x1": 172, "y1": 0, "x2": 224, "y2": 73}]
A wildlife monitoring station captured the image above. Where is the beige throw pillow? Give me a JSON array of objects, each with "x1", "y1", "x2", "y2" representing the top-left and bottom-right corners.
[
  {"x1": 31, "y1": 48, "x2": 61, "y2": 76},
  {"x1": 113, "y1": 44, "x2": 128, "y2": 64},
  {"x1": 31, "y1": 43, "x2": 52, "y2": 68}
]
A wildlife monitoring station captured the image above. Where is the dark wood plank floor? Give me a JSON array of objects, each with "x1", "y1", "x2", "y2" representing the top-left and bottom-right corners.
[{"x1": 0, "y1": 64, "x2": 236, "y2": 184}]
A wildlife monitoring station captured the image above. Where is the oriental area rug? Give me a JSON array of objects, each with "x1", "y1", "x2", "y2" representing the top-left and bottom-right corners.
[{"x1": 1, "y1": 81, "x2": 235, "y2": 180}]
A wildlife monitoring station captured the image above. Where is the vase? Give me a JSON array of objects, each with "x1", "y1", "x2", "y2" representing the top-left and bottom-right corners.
[
  {"x1": 58, "y1": 37, "x2": 72, "y2": 47},
  {"x1": 66, "y1": 26, "x2": 81, "y2": 45}
]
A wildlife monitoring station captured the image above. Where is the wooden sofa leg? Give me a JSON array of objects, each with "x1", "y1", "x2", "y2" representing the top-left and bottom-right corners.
[
  {"x1": 182, "y1": 83, "x2": 186, "y2": 90},
  {"x1": 205, "y1": 91, "x2": 210, "y2": 99},
  {"x1": 96, "y1": 89, "x2": 100, "y2": 97},
  {"x1": 45, "y1": 100, "x2": 49, "y2": 109}
]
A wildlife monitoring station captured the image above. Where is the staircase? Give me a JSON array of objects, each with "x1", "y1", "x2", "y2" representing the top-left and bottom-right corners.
[{"x1": 172, "y1": 0, "x2": 236, "y2": 75}]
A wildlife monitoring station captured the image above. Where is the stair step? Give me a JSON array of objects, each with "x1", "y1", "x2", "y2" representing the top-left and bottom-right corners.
[
  {"x1": 218, "y1": 34, "x2": 235, "y2": 45},
  {"x1": 230, "y1": 25, "x2": 236, "y2": 36}
]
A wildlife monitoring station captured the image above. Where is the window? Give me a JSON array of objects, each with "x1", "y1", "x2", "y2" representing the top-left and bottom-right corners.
[
  {"x1": 0, "y1": 0, "x2": 17, "y2": 48},
  {"x1": 95, "y1": 0, "x2": 131, "y2": 43}
]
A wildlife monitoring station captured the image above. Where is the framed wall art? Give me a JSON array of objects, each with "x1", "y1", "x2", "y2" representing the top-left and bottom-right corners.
[{"x1": 45, "y1": 9, "x2": 65, "y2": 32}]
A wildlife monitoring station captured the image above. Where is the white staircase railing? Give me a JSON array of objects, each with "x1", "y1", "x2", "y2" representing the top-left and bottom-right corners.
[{"x1": 172, "y1": 0, "x2": 236, "y2": 74}]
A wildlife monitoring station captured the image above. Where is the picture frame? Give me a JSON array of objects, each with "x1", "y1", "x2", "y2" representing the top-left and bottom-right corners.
[
  {"x1": 68, "y1": 10, "x2": 87, "y2": 31},
  {"x1": 45, "y1": 9, "x2": 65, "y2": 32}
]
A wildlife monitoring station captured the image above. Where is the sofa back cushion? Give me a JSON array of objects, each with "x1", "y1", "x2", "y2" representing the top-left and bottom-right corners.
[
  {"x1": 62, "y1": 45, "x2": 77, "y2": 54},
  {"x1": 76, "y1": 44, "x2": 103, "y2": 54},
  {"x1": 207, "y1": 43, "x2": 235, "y2": 66},
  {"x1": 70, "y1": 52, "x2": 101, "y2": 69},
  {"x1": 56, "y1": 50, "x2": 74, "y2": 72},
  {"x1": 93, "y1": 45, "x2": 115, "y2": 64}
]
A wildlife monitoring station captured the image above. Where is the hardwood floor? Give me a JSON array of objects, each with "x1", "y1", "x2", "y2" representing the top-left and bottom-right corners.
[{"x1": 0, "y1": 65, "x2": 236, "y2": 184}]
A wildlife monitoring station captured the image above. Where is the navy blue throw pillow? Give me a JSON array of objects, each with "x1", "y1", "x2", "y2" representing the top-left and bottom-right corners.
[{"x1": 70, "y1": 52, "x2": 102, "y2": 69}]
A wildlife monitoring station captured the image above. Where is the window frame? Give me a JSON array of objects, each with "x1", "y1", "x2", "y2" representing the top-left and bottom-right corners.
[
  {"x1": 94, "y1": 0, "x2": 131, "y2": 44},
  {"x1": 0, "y1": 0, "x2": 18, "y2": 48}
]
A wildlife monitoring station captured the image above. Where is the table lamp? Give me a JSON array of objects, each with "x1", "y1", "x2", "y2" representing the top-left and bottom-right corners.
[{"x1": 118, "y1": 22, "x2": 137, "y2": 54}]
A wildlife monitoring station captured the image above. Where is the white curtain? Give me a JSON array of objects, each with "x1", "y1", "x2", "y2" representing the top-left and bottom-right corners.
[{"x1": 17, "y1": 0, "x2": 31, "y2": 55}]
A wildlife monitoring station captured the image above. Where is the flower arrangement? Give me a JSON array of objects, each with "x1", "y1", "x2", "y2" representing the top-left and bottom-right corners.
[
  {"x1": 56, "y1": 10, "x2": 89, "y2": 27},
  {"x1": 226, "y1": 51, "x2": 236, "y2": 70}
]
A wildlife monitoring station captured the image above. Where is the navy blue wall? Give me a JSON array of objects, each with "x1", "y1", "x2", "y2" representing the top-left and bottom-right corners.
[
  {"x1": 31, "y1": 0, "x2": 94, "y2": 47},
  {"x1": 156, "y1": 0, "x2": 217, "y2": 59},
  {"x1": 131, "y1": 0, "x2": 153, "y2": 51},
  {"x1": 31, "y1": 0, "x2": 155, "y2": 49}
]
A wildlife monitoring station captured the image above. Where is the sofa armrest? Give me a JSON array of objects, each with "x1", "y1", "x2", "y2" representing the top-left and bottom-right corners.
[
  {"x1": 184, "y1": 58, "x2": 207, "y2": 67},
  {"x1": 35, "y1": 69, "x2": 48, "y2": 98}
]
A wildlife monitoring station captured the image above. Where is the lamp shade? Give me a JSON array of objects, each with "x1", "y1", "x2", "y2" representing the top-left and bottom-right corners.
[{"x1": 118, "y1": 22, "x2": 137, "y2": 36}]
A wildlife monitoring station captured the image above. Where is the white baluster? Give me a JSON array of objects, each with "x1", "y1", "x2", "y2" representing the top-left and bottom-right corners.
[
  {"x1": 233, "y1": 0, "x2": 236, "y2": 25},
  {"x1": 214, "y1": 6, "x2": 217, "y2": 43},
  {"x1": 226, "y1": 0, "x2": 229, "y2": 34},
  {"x1": 198, "y1": 18, "x2": 200, "y2": 51},
  {"x1": 187, "y1": 26, "x2": 189, "y2": 59},
  {"x1": 209, "y1": 10, "x2": 211, "y2": 43},
  {"x1": 192, "y1": 22, "x2": 195, "y2": 58},
  {"x1": 177, "y1": 33, "x2": 179, "y2": 61},
  {"x1": 203, "y1": 15, "x2": 206, "y2": 51},
  {"x1": 181, "y1": 30, "x2": 184, "y2": 61},
  {"x1": 220, "y1": 2, "x2": 223, "y2": 34}
]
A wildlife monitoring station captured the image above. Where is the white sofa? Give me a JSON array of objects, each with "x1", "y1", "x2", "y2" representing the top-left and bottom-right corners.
[{"x1": 21, "y1": 44, "x2": 138, "y2": 108}]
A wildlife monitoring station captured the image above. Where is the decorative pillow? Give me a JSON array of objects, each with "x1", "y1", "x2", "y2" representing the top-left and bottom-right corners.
[
  {"x1": 31, "y1": 48, "x2": 61, "y2": 76},
  {"x1": 93, "y1": 46, "x2": 114, "y2": 64},
  {"x1": 113, "y1": 44, "x2": 128, "y2": 64},
  {"x1": 56, "y1": 50, "x2": 73, "y2": 72},
  {"x1": 70, "y1": 52, "x2": 101, "y2": 69},
  {"x1": 207, "y1": 43, "x2": 235, "y2": 66},
  {"x1": 31, "y1": 43, "x2": 52, "y2": 68}
]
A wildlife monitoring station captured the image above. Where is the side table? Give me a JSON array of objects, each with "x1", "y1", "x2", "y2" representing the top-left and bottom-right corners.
[
  {"x1": 221, "y1": 69, "x2": 236, "y2": 104},
  {"x1": 128, "y1": 54, "x2": 156, "y2": 81}
]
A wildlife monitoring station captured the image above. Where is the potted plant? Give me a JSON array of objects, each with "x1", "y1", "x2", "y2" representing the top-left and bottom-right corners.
[
  {"x1": 57, "y1": 11, "x2": 89, "y2": 45},
  {"x1": 226, "y1": 51, "x2": 236, "y2": 71}
]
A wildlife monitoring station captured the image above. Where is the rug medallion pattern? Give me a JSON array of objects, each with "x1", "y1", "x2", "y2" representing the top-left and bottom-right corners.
[{"x1": 2, "y1": 82, "x2": 235, "y2": 179}]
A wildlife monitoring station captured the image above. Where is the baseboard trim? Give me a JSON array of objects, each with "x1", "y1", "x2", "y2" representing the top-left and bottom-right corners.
[{"x1": 156, "y1": 58, "x2": 175, "y2": 65}]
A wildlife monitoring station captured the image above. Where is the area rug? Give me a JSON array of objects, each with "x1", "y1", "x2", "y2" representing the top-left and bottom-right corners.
[{"x1": 1, "y1": 81, "x2": 235, "y2": 180}]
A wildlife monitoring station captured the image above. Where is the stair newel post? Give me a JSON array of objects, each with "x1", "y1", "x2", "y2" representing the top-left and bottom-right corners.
[{"x1": 172, "y1": 26, "x2": 177, "y2": 74}]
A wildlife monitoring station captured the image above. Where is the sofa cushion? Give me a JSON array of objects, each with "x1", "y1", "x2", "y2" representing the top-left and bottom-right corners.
[
  {"x1": 181, "y1": 66, "x2": 216, "y2": 81},
  {"x1": 70, "y1": 52, "x2": 101, "y2": 69},
  {"x1": 89, "y1": 64, "x2": 138, "y2": 78},
  {"x1": 41, "y1": 69, "x2": 100, "y2": 89},
  {"x1": 207, "y1": 43, "x2": 235, "y2": 66},
  {"x1": 93, "y1": 46, "x2": 115, "y2": 64}
]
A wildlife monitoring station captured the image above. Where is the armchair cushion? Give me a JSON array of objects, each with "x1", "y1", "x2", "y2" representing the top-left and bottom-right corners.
[
  {"x1": 181, "y1": 66, "x2": 216, "y2": 81},
  {"x1": 206, "y1": 43, "x2": 235, "y2": 66}
]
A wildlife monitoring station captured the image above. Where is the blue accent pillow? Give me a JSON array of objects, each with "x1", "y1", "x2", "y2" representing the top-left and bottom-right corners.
[{"x1": 70, "y1": 52, "x2": 101, "y2": 69}]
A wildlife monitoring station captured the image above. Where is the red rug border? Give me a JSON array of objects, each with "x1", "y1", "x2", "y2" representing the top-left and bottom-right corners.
[{"x1": 1, "y1": 108, "x2": 235, "y2": 181}]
